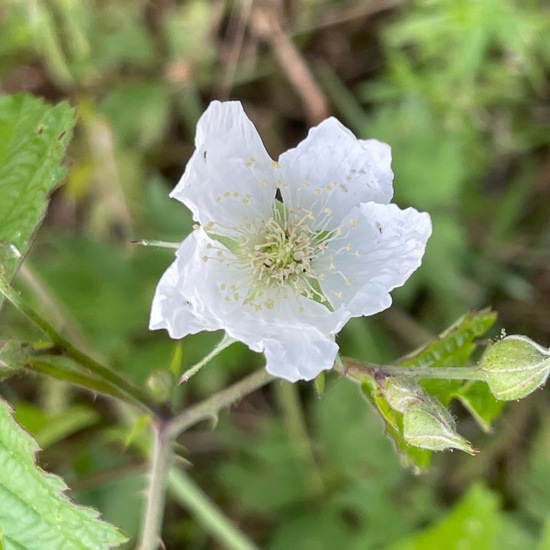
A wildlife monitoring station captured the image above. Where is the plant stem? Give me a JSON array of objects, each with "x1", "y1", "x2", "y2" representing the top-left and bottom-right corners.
[
  {"x1": 342, "y1": 357, "x2": 487, "y2": 382},
  {"x1": 167, "y1": 368, "x2": 273, "y2": 438},
  {"x1": 0, "y1": 278, "x2": 159, "y2": 414},
  {"x1": 179, "y1": 333, "x2": 235, "y2": 384},
  {"x1": 27, "y1": 359, "x2": 129, "y2": 402},
  {"x1": 137, "y1": 368, "x2": 273, "y2": 548},
  {"x1": 168, "y1": 468, "x2": 258, "y2": 550},
  {"x1": 137, "y1": 422, "x2": 173, "y2": 550}
]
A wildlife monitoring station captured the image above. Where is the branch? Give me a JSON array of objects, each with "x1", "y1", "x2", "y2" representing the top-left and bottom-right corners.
[{"x1": 167, "y1": 368, "x2": 274, "y2": 439}]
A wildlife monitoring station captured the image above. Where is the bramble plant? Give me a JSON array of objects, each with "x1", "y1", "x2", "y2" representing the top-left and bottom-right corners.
[{"x1": 1, "y1": 93, "x2": 549, "y2": 549}]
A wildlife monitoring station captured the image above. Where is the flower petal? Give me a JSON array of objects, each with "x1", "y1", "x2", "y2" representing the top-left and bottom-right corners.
[
  {"x1": 261, "y1": 328, "x2": 338, "y2": 382},
  {"x1": 278, "y1": 118, "x2": 394, "y2": 227},
  {"x1": 171, "y1": 101, "x2": 277, "y2": 235},
  {"x1": 150, "y1": 233, "x2": 222, "y2": 338},
  {"x1": 316, "y1": 202, "x2": 432, "y2": 317}
]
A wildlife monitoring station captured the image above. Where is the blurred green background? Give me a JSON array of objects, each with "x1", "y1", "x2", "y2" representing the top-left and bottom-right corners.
[{"x1": 1, "y1": 0, "x2": 550, "y2": 548}]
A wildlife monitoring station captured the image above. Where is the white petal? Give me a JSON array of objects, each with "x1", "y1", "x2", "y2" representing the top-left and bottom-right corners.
[
  {"x1": 237, "y1": 286, "x2": 348, "y2": 336},
  {"x1": 316, "y1": 203, "x2": 432, "y2": 317},
  {"x1": 149, "y1": 234, "x2": 222, "y2": 338},
  {"x1": 360, "y1": 139, "x2": 392, "y2": 172},
  {"x1": 278, "y1": 118, "x2": 394, "y2": 227},
  {"x1": 262, "y1": 328, "x2": 338, "y2": 382},
  {"x1": 175, "y1": 228, "x2": 253, "y2": 325},
  {"x1": 171, "y1": 101, "x2": 277, "y2": 235}
]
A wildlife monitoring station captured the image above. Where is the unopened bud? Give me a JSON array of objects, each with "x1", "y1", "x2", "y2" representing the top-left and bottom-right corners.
[
  {"x1": 403, "y1": 399, "x2": 477, "y2": 455},
  {"x1": 382, "y1": 378, "x2": 424, "y2": 413},
  {"x1": 382, "y1": 377, "x2": 477, "y2": 455},
  {"x1": 480, "y1": 335, "x2": 550, "y2": 401},
  {"x1": 146, "y1": 370, "x2": 173, "y2": 402}
]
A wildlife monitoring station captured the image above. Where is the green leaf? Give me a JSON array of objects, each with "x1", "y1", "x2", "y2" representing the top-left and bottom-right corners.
[
  {"x1": 398, "y1": 308, "x2": 497, "y2": 370},
  {"x1": 454, "y1": 381, "x2": 504, "y2": 433},
  {"x1": 0, "y1": 94, "x2": 75, "y2": 282},
  {"x1": 389, "y1": 484, "x2": 502, "y2": 550},
  {"x1": 0, "y1": 398, "x2": 126, "y2": 548}
]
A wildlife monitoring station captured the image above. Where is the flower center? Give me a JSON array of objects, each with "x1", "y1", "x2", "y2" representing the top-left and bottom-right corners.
[
  {"x1": 253, "y1": 217, "x2": 312, "y2": 281},
  {"x1": 245, "y1": 203, "x2": 334, "y2": 305}
]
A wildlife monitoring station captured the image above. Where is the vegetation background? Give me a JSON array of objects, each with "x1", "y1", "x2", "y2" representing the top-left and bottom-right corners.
[{"x1": 1, "y1": 0, "x2": 550, "y2": 548}]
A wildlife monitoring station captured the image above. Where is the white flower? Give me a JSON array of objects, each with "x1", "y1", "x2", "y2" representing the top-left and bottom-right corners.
[{"x1": 150, "y1": 101, "x2": 432, "y2": 382}]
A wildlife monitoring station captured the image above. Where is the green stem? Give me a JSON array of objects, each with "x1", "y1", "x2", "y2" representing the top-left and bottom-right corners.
[
  {"x1": 0, "y1": 278, "x2": 159, "y2": 414},
  {"x1": 342, "y1": 357, "x2": 487, "y2": 382},
  {"x1": 168, "y1": 468, "x2": 258, "y2": 550},
  {"x1": 179, "y1": 334, "x2": 235, "y2": 383},
  {"x1": 137, "y1": 423, "x2": 173, "y2": 550},
  {"x1": 167, "y1": 368, "x2": 273, "y2": 439},
  {"x1": 27, "y1": 359, "x2": 129, "y2": 402}
]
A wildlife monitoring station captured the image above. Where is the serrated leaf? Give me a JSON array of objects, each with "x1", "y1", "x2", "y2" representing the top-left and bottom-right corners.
[
  {"x1": 398, "y1": 309, "x2": 497, "y2": 370},
  {"x1": 0, "y1": 398, "x2": 126, "y2": 549},
  {"x1": 0, "y1": 94, "x2": 75, "y2": 283}
]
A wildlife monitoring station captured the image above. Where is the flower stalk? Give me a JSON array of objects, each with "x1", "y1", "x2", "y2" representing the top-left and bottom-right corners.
[
  {"x1": 342, "y1": 357, "x2": 487, "y2": 382},
  {"x1": 179, "y1": 333, "x2": 235, "y2": 384}
]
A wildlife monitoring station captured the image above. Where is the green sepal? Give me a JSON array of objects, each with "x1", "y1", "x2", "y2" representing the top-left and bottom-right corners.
[{"x1": 206, "y1": 232, "x2": 242, "y2": 255}]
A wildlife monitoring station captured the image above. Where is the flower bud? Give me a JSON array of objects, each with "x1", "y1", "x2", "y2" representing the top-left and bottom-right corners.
[
  {"x1": 480, "y1": 335, "x2": 550, "y2": 401},
  {"x1": 382, "y1": 378, "x2": 477, "y2": 455},
  {"x1": 382, "y1": 377, "x2": 424, "y2": 413},
  {"x1": 146, "y1": 370, "x2": 173, "y2": 402},
  {"x1": 403, "y1": 399, "x2": 477, "y2": 455}
]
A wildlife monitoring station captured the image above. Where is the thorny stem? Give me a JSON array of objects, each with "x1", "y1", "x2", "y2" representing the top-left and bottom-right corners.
[
  {"x1": 167, "y1": 368, "x2": 274, "y2": 438},
  {"x1": 137, "y1": 422, "x2": 173, "y2": 550},
  {"x1": 0, "y1": 278, "x2": 160, "y2": 415},
  {"x1": 140, "y1": 369, "x2": 274, "y2": 549}
]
